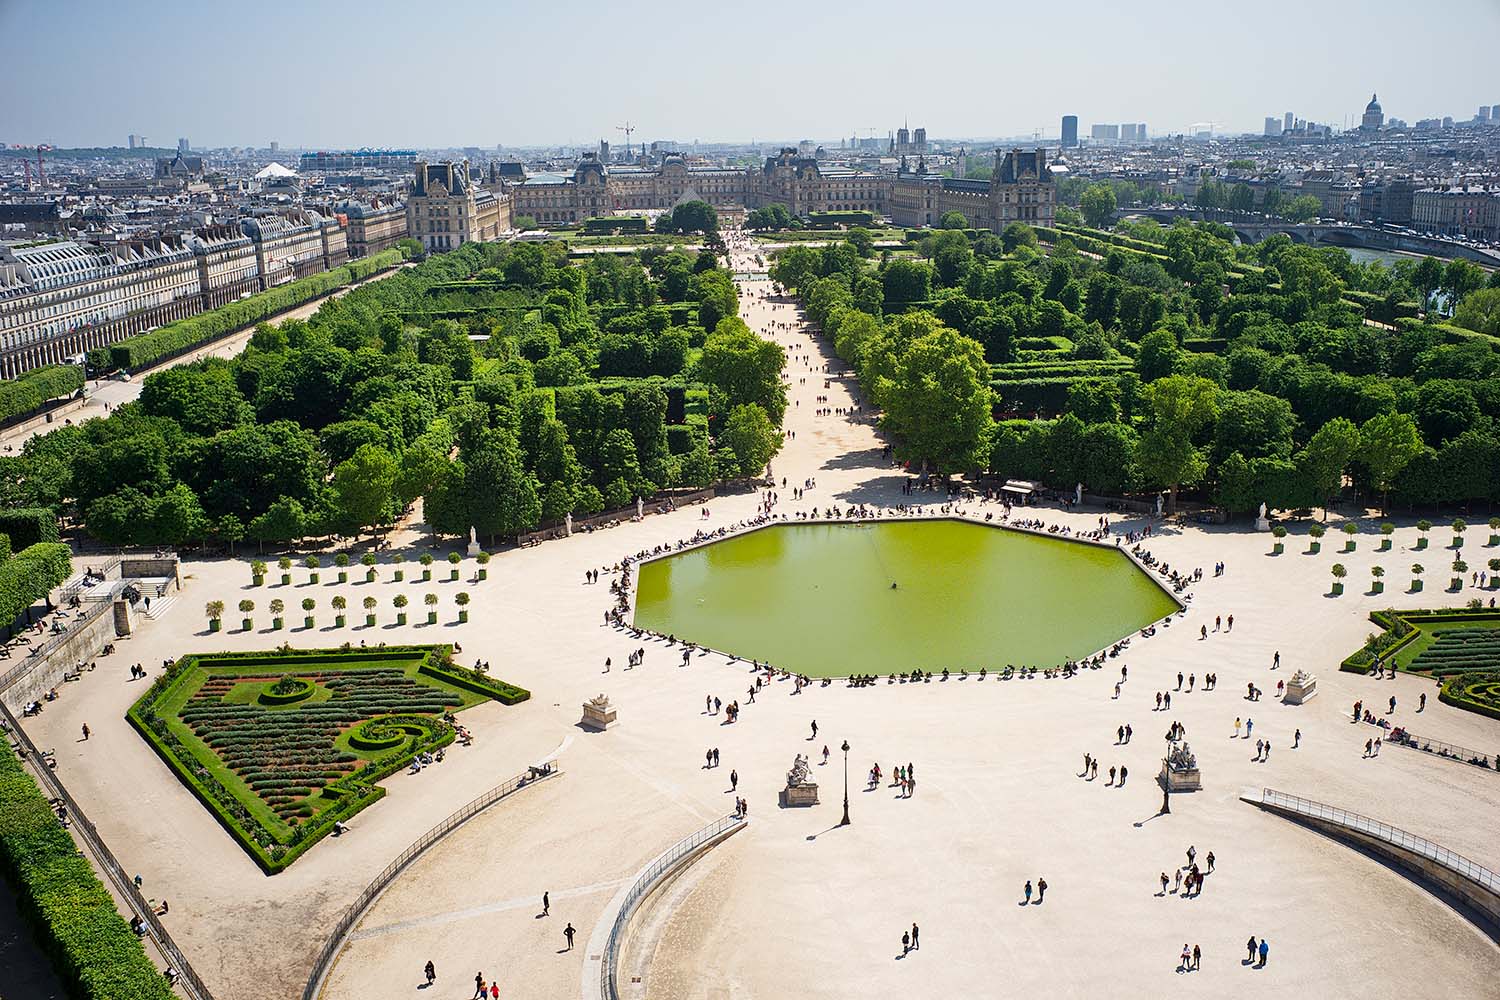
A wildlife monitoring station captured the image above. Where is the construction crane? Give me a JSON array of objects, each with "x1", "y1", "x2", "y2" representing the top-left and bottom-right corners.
[{"x1": 617, "y1": 122, "x2": 635, "y2": 158}]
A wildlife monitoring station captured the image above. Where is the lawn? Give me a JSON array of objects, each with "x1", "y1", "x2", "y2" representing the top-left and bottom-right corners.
[
  {"x1": 127, "y1": 645, "x2": 527, "y2": 873},
  {"x1": 1340, "y1": 609, "x2": 1500, "y2": 675}
]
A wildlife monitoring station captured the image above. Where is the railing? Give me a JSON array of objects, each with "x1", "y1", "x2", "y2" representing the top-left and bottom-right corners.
[
  {"x1": 0, "y1": 599, "x2": 112, "y2": 694},
  {"x1": 600, "y1": 813, "x2": 746, "y2": 1000},
  {"x1": 1257, "y1": 788, "x2": 1500, "y2": 893},
  {"x1": 60, "y1": 558, "x2": 122, "y2": 604},
  {"x1": 301, "y1": 764, "x2": 561, "y2": 1000},
  {"x1": 0, "y1": 702, "x2": 215, "y2": 1000},
  {"x1": 1380, "y1": 727, "x2": 1496, "y2": 772}
]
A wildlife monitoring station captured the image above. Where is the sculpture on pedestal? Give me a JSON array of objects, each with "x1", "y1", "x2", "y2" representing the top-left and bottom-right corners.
[{"x1": 467, "y1": 526, "x2": 481, "y2": 557}]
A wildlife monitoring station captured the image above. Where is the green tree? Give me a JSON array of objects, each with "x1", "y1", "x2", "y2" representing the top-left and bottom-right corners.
[
  {"x1": 721, "y1": 404, "x2": 782, "y2": 478},
  {"x1": 875, "y1": 326, "x2": 993, "y2": 473},
  {"x1": 1001, "y1": 223, "x2": 1037, "y2": 253},
  {"x1": 1136, "y1": 328, "x2": 1182, "y2": 382},
  {"x1": 1357, "y1": 410, "x2": 1424, "y2": 514},
  {"x1": 332, "y1": 444, "x2": 399, "y2": 538},
  {"x1": 695, "y1": 318, "x2": 788, "y2": 424},
  {"x1": 937, "y1": 211, "x2": 968, "y2": 229},
  {"x1": 1299, "y1": 417, "x2": 1360, "y2": 514},
  {"x1": 881, "y1": 258, "x2": 933, "y2": 304},
  {"x1": 1079, "y1": 183, "x2": 1117, "y2": 228},
  {"x1": 1136, "y1": 375, "x2": 1220, "y2": 512}
]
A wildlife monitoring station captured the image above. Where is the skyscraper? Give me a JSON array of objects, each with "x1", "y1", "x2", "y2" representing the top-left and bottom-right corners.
[
  {"x1": 1284, "y1": 112, "x2": 1293, "y2": 132},
  {"x1": 1061, "y1": 115, "x2": 1078, "y2": 148},
  {"x1": 177, "y1": 137, "x2": 189, "y2": 153},
  {"x1": 1137, "y1": 123, "x2": 1148, "y2": 141},
  {"x1": 128, "y1": 134, "x2": 137, "y2": 149},
  {"x1": 1264, "y1": 117, "x2": 1282, "y2": 137}
]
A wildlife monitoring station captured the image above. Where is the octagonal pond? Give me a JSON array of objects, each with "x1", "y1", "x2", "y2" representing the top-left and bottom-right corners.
[{"x1": 633, "y1": 520, "x2": 1179, "y2": 677}]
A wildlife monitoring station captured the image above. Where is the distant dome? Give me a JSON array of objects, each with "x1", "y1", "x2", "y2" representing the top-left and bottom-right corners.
[{"x1": 1366, "y1": 93, "x2": 1382, "y2": 113}]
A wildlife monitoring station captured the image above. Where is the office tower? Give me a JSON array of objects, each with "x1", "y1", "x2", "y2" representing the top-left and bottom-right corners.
[
  {"x1": 1137, "y1": 122, "x2": 1147, "y2": 140},
  {"x1": 1264, "y1": 117, "x2": 1281, "y2": 136},
  {"x1": 178, "y1": 137, "x2": 189, "y2": 153},
  {"x1": 1284, "y1": 112, "x2": 1293, "y2": 132},
  {"x1": 1061, "y1": 115, "x2": 1078, "y2": 148},
  {"x1": 128, "y1": 134, "x2": 137, "y2": 149}
]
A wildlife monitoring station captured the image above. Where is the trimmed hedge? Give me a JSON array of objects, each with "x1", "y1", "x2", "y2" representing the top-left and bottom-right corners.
[
  {"x1": 0, "y1": 745, "x2": 174, "y2": 1000},
  {"x1": 93, "y1": 247, "x2": 406, "y2": 373},
  {"x1": 0, "y1": 365, "x2": 85, "y2": 425},
  {"x1": 0, "y1": 508, "x2": 60, "y2": 549},
  {"x1": 0, "y1": 542, "x2": 73, "y2": 631},
  {"x1": 418, "y1": 660, "x2": 530, "y2": 705},
  {"x1": 1439, "y1": 671, "x2": 1500, "y2": 722}
]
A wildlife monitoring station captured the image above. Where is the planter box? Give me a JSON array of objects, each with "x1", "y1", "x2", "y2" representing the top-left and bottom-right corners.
[
  {"x1": 309, "y1": 572, "x2": 320, "y2": 584},
  {"x1": 1272, "y1": 541, "x2": 1284, "y2": 555},
  {"x1": 242, "y1": 618, "x2": 254, "y2": 631},
  {"x1": 1331, "y1": 581, "x2": 1344, "y2": 595},
  {"x1": 1490, "y1": 534, "x2": 1499, "y2": 546},
  {"x1": 304, "y1": 616, "x2": 315, "y2": 629},
  {"x1": 1411, "y1": 580, "x2": 1423, "y2": 592},
  {"x1": 458, "y1": 609, "x2": 469, "y2": 623},
  {"x1": 252, "y1": 575, "x2": 264, "y2": 587},
  {"x1": 366, "y1": 569, "x2": 377, "y2": 583},
  {"x1": 427, "y1": 611, "x2": 437, "y2": 625},
  {"x1": 422, "y1": 569, "x2": 432, "y2": 582},
  {"x1": 1344, "y1": 541, "x2": 1356, "y2": 552},
  {"x1": 1450, "y1": 577, "x2": 1463, "y2": 590},
  {"x1": 209, "y1": 619, "x2": 221, "y2": 632},
  {"x1": 272, "y1": 617, "x2": 284, "y2": 630},
  {"x1": 335, "y1": 614, "x2": 346, "y2": 627},
  {"x1": 1417, "y1": 537, "x2": 1429, "y2": 549},
  {"x1": 280, "y1": 574, "x2": 291, "y2": 586},
  {"x1": 449, "y1": 569, "x2": 460, "y2": 581},
  {"x1": 338, "y1": 571, "x2": 348, "y2": 583},
  {"x1": 1453, "y1": 538, "x2": 1464, "y2": 550},
  {"x1": 397, "y1": 612, "x2": 407, "y2": 626},
  {"x1": 1308, "y1": 541, "x2": 1321, "y2": 554},
  {"x1": 477, "y1": 568, "x2": 487, "y2": 581},
  {"x1": 394, "y1": 570, "x2": 404, "y2": 582},
  {"x1": 1371, "y1": 581, "x2": 1384, "y2": 594},
  {"x1": 365, "y1": 614, "x2": 376, "y2": 627}
]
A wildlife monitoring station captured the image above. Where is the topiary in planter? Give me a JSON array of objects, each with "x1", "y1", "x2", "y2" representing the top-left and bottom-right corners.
[
  {"x1": 393, "y1": 593, "x2": 408, "y2": 626},
  {"x1": 1416, "y1": 519, "x2": 1431, "y2": 549},
  {"x1": 363, "y1": 595, "x2": 377, "y2": 627},
  {"x1": 1308, "y1": 524, "x2": 1325, "y2": 554},
  {"x1": 239, "y1": 597, "x2": 255, "y2": 631},
  {"x1": 456, "y1": 591, "x2": 470, "y2": 624},
  {"x1": 420, "y1": 553, "x2": 433, "y2": 581},
  {"x1": 331, "y1": 595, "x2": 346, "y2": 628},
  {"x1": 1410, "y1": 564, "x2": 1424, "y2": 592},
  {"x1": 1342, "y1": 522, "x2": 1358, "y2": 551},
  {"x1": 278, "y1": 557, "x2": 292, "y2": 587},
  {"x1": 269, "y1": 598, "x2": 285, "y2": 631},
  {"x1": 448, "y1": 551, "x2": 461, "y2": 581},
  {"x1": 1330, "y1": 563, "x2": 1346, "y2": 596},
  {"x1": 362, "y1": 553, "x2": 378, "y2": 583},
  {"x1": 1453, "y1": 519, "x2": 1467, "y2": 550},
  {"x1": 251, "y1": 560, "x2": 267, "y2": 586},
  {"x1": 206, "y1": 600, "x2": 225, "y2": 633},
  {"x1": 424, "y1": 592, "x2": 438, "y2": 624},
  {"x1": 393, "y1": 554, "x2": 406, "y2": 582},
  {"x1": 476, "y1": 551, "x2": 490, "y2": 581},
  {"x1": 1271, "y1": 525, "x2": 1286, "y2": 555},
  {"x1": 1379, "y1": 522, "x2": 1394, "y2": 551}
]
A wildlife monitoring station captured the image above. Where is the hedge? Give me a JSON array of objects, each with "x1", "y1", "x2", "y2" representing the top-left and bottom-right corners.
[
  {"x1": 992, "y1": 375, "x2": 1118, "y2": 413},
  {"x1": 0, "y1": 507, "x2": 60, "y2": 549},
  {"x1": 93, "y1": 247, "x2": 406, "y2": 373},
  {"x1": 805, "y1": 211, "x2": 874, "y2": 227},
  {"x1": 0, "y1": 532, "x2": 10, "y2": 564},
  {"x1": 990, "y1": 360, "x2": 1132, "y2": 381},
  {"x1": 0, "y1": 745, "x2": 174, "y2": 1000},
  {"x1": 0, "y1": 365, "x2": 85, "y2": 425},
  {"x1": 1439, "y1": 671, "x2": 1500, "y2": 722},
  {"x1": 0, "y1": 542, "x2": 73, "y2": 631},
  {"x1": 417, "y1": 660, "x2": 530, "y2": 705}
]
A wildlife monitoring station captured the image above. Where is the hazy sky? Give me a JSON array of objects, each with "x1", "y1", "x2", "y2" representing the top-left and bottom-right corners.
[{"x1": 4, "y1": 0, "x2": 1498, "y2": 149}]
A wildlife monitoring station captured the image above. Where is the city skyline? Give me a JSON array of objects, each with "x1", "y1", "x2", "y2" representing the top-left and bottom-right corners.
[{"x1": 3, "y1": 0, "x2": 1498, "y2": 150}]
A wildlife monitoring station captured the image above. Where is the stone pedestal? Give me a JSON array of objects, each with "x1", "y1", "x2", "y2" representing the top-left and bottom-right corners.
[
  {"x1": 781, "y1": 782, "x2": 819, "y2": 807},
  {"x1": 1284, "y1": 670, "x2": 1317, "y2": 704},
  {"x1": 1162, "y1": 765, "x2": 1201, "y2": 791},
  {"x1": 1254, "y1": 515, "x2": 1271, "y2": 532},
  {"x1": 580, "y1": 694, "x2": 617, "y2": 731}
]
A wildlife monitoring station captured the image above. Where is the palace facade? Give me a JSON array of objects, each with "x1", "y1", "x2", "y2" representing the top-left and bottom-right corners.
[{"x1": 406, "y1": 161, "x2": 511, "y2": 252}]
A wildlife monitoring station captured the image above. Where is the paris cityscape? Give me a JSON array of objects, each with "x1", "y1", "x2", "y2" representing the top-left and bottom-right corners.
[{"x1": 1, "y1": 1, "x2": 1499, "y2": 998}]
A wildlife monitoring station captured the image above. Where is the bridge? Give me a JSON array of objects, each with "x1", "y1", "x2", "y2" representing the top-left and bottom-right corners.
[{"x1": 1116, "y1": 206, "x2": 1500, "y2": 266}]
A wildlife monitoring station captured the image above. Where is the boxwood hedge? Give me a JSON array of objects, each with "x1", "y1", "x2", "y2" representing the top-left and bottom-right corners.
[{"x1": 0, "y1": 745, "x2": 173, "y2": 1000}]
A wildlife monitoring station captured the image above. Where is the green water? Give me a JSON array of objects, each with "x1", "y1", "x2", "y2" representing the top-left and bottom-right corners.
[{"x1": 633, "y1": 520, "x2": 1179, "y2": 677}]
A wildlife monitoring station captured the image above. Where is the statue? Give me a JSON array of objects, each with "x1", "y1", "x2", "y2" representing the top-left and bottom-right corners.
[
  {"x1": 636, "y1": 496, "x2": 644, "y2": 520},
  {"x1": 580, "y1": 692, "x2": 617, "y2": 730},
  {"x1": 466, "y1": 525, "x2": 480, "y2": 557},
  {"x1": 786, "y1": 753, "x2": 812, "y2": 787},
  {"x1": 781, "y1": 752, "x2": 819, "y2": 805},
  {"x1": 565, "y1": 512, "x2": 573, "y2": 536},
  {"x1": 1075, "y1": 483, "x2": 1083, "y2": 506},
  {"x1": 1255, "y1": 501, "x2": 1271, "y2": 533},
  {"x1": 1155, "y1": 493, "x2": 1165, "y2": 517}
]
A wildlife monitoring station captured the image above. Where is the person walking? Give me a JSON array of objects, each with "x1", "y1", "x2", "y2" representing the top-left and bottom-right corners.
[
  {"x1": 490, "y1": 985, "x2": 499, "y2": 999},
  {"x1": 1258, "y1": 938, "x2": 1269, "y2": 967},
  {"x1": 1108, "y1": 765, "x2": 1116, "y2": 786},
  {"x1": 1192, "y1": 944, "x2": 1201, "y2": 970},
  {"x1": 1119, "y1": 765, "x2": 1128, "y2": 786},
  {"x1": 911, "y1": 922, "x2": 919, "y2": 950},
  {"x1": 902, "y1": 930, "x2": 910, "y2": 955},
  {"x1": 810, "y1": 719, "x2": 818, "y2": 740},
  {"x1": 424, "y1": 961, "x2": 436, "y2": 987},
  {"x1": 1180, "y1": 944, "x2": 1192, "y2": 972},
  {"x1": 1036, "y1": 877, "x2": 1047, "y2": 902},
  {"x1": 1293, "y1": 728, "x2": 1301, "y2": 748},
  {"x1": 1125, "y1": 724, "x2": 1132, "y2": 743},
  {"x1": 730, "y1": 769, "x2": 739, "y2": 791},
  {"x1": 1160, "y1": 872, "x2": 1170, "y2": 895},
  {"x1": 564, "y1": 923, "x2": 576, "y2": 950},
  {"x1": 81, "y1": 723, "x2": 90, "y2": 741},
  {"x1": 1023, "y1": 880, "x2": 1033, "y2": 904},
  {"x1": 1206, "y1": 851, "x2": 1215, "y2": 873},
  {"x1": 474, "y1": 973, "x2": 486, "y2": 999},
  {"x1": 1246, "y1": 936, "x2": 1257, "y2": 964},
  {"x1": 542, "y1": 892, "x2": 549, "y2": 916}
]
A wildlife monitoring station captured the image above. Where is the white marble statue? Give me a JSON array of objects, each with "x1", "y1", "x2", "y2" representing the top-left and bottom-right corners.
[
  {"x1": 636, "y1": 497, "x2": 644, "y2": 520},
  {"x1": 1156, "y1": 493, "x2": 1165, "y2": 517},
  {"x1": 1075, "y1": 483, "x2": 1083, "y2": 506},
  {"x1": 565, "y1": 512, "x2": 573, "y2": 536}
]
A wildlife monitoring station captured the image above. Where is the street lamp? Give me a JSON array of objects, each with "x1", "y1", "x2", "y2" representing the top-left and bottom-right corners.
[{"x1": 840, "y1": 740, "x2": 851, "y2": 826}]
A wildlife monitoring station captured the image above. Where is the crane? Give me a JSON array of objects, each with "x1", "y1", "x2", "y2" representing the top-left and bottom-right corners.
[{"x1": 617, "y1": 122, "x2": 635, "y2": 159}]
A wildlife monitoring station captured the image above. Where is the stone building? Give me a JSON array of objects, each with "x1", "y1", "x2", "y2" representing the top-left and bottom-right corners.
[
  {"x1": 187, "y1": 225, "x2": 261, "y2": 310},
  {"x1": 240, "y1": 209, "x2": 347, "y2": 288},
  {"x1": 406, "y1": 161, "x2": 511, "y2": 252},
  {"x1": 339, "y1": 199, "x2": 409, "y2": 257},
  {"x1": 1412, "y1": 185, "x2": 1499, "y2": 240},
  {"x1": 886, "y1": 149, "x2": 1056, "y2": 229}
]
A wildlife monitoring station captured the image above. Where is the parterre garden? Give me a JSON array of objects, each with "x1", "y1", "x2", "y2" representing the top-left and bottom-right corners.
[
  {"x1": 127, "y1": 645, "x2": 528, "y2": 873},
  {"x1": 1340, "y1": 609, "x2": 1500, "y2": 719}
]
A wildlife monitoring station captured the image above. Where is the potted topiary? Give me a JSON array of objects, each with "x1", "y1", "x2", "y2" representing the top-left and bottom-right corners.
[
  {"x1": 239, "y1": 599, "x2": 255, "y2": 632},
  {"x1": 394, "y1": 593, "x2": 408, "y2": 625},
  {"x1": 1330, "y1": 563, "x2": 1346, "y2": 596},
  {"x1": 251, "y1": 560, "x2": 267, "y2": 587},
  {"x1": 1370, "y1": 565, "x2": 1385, "y2": 595},
  {"x1": 278, "y1": 557, "x2": 292, "y2": 586},
  {"x1": 1410, "y1": 563, "x2": 1424, "y2": 592},
  {"x1": 335, "y1": 553, "x2": 350, "y2": 583},
  {"x1": 420, "y1": 553, "x2": 434, "y2": 582},
  {"x1": 363, "y1": 595, "x2": 377, "y2": 627},
  {"x1": 1308, "y1": 523, "x2": 1325, "y2": 554},
  {"x1": 362, "y1": 552, "x2": 378, "y2": 582},
  {"x1": 206, "y1": 600, "x2": 225, "y2": 633},
  {"x1": 392, "y1": 553, "x2": 406, "y2": 582},
  {"x1": 1490, "y1": 558, "x2": 1500, "y2": 589},
  {"x1": 456, "y1": 591, "x2": 470, "y2": 623},
  {"x1": 302, "y1": 597, "x2": 316, "y2": 629},
  {"x1": 424, "y1": 592, "x2": 438, "y2": 624},
  {"x1": 1452, "y1": 518, "x2": 1466, "y2": 550},
  {"x1": 1452, "y1": 560, "x2": 1468, "y2": 591},
  {"x1": 332, "y1": 595, "x2": 347, "y2": 627},
  {"x1": 476, "y1": 551, "x2": 490, "y2": 581},
  {"x1": 1490, "y1": 517, "x2": 1500, "y2": 547},
  {"x1": 304, "y1": 555, "x2": 320, "y2": 584},
  {"x1": 1379, "y1": 522, "x2": 1394, "y2": 551},
  {"x1": 1342, "y1": 521, "x2": 1358, "y2": 552},
  {"x1": 1416, "y1": 519, "x2": 1431, "y2": 549},
  {"x1": 270, "y1": 598, "x2": 285, "y2": 631},
  {"x1": 448, "y1": 551, "x2": 462, "y2": 581},
  {"x1": 1271, "y1": 525, "x2": 1287, "y2": 555}
]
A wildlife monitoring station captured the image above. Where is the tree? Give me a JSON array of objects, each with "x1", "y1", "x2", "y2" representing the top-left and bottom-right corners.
[
  {"x1": 331, "y1": 444, "x2": 399, "y2": 538},
  {"x1": 693, "y1": 268, "x2": 739, "y2": 331},
  {"x1": 1001, "y1": 223, "x2": 1037, "y2": 253},
  {"x1": 1358, "y1": 410, "x2": 1424, "y2": 513},
  {"x1": 721, "y1": 404, "x2": 781, "y2": 478},
  {"x1": 1079, "y1": 183, "x2": 1117, "y2": 228},
  {"x1": 875, "y1": 326, "x2": 993, "y2": 473},
  {"x1": 660, "y1": 200, "x2": 718, "y2": 234},
  {"x1": 1136, "y1": 328, "x2": 1182, "y2": 382},
  {"x1": 1452, "y1": 287, "x2": 1500, "y2": 336},
  {"x1": 695, "y1": 318, "x2": 788, "y2": 424},
  {"x1": 937, "y1": 211, "x2": 968, "y2": 229},
  {"x1": 1300, "y1": 417, "x2": 1360, "y2": 514},
  {"x1": 881, "y1": 259, "x2": 933, "y2": 304},
  {"x1": 1136, "y1": 375, "x2": 1219, "y2": 512},
  {"x1": 1282, "y1": 195, "x2": 1321, "y2": 223}
]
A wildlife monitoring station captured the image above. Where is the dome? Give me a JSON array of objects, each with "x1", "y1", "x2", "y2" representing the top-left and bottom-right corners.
[{"x1": 1366, "y1": 93, "x2": 1381, "y2": 113}]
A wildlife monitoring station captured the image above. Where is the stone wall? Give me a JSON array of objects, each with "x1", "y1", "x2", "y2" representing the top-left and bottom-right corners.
[{"x1": 0, "y1": 600, "x2": 129, "y2": 712}]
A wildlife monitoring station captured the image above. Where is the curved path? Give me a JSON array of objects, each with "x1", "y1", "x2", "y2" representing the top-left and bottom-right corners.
[{"x1": 20, "y1": 232, "x2": 1500, "y2": 999}]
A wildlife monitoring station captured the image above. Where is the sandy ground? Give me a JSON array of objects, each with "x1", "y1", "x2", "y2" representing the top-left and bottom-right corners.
[{"x1": 20, "y1": 234, "x2": 1500, "y2": 999}]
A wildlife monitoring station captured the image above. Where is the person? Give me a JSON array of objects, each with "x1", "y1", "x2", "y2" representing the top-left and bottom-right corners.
[
  {"x1": 911, "y1": 922, "x2": 919, "y2": 950},
  {"x1": 474, "y1": 973, "x2": 486, "y2": 999},
  {"x1": 1258, "y1": 938, "x2": 1269, "y2": 967},
  {"x1": 902, "y1": 930, "x2": 911, "y2": 955},
  {"x1": 730, "y1": 769, "x2": 739, "y2": 791},
  {"x1": 1246, "y1": 936, "x2": 1257, "y2": 963},
  {"x1": 811, "y1": 719, "x2": 818, "y2": 739},
  {"x1": 1119, "y1": 765, "x2": 1128, "y2": 785},
  {"x1": 1108, "y1": 766, "x2": 1116, "y2": 785},
  {"x1": 1419, "y1": 692, "x2": 1426, "y2": 712},
  {"x1": 1192, "y1": 944, "x2": 1201, "y2": 970},
  {"x1": 822, "y1": 745, "x2": 830, "y2": 765},
  {"x1": 1293, "y1": 728, "x2": 1301, "y2": 748},
  {"x1": 542, "y1": 891, "x2": 549, "y2": 916},
  {"x1": 1206, "y1": 851, "x2": 1215, "y2": 873},
  {"x1": 425, "y1": 961, "x2": 436, "y2": 986},
  {"x1": 491, "y1": 985, "x2": 499, "y2": 999},
  {"x1": 81, "y1": 723, "x2": 90, "y2": 741},
  {"x1": 1024, "y1": 880, "x2": 1033, "y2": 904},
  {"x1": 1181, "y1": 943, "x2": 1192, "y2": 971},
  {"x1": 1160, "y1": 872, "x2": 1170, "y2": 894},
  {"x1": 564, "y1": 923, "x2": 576, "y2": 950},
  {"x1": 1036, "y1": 876, "x2": 1047, "y2": 902}
]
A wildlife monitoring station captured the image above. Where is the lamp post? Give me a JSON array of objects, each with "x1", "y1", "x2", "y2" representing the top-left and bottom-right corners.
[{"x1": 840, "y1": 740, "x2": 851, "y2": 826}]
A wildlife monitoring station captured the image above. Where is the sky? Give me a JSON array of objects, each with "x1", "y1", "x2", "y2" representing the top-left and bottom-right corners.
[{"x1": 3, "y1": 0, "x2": 1499, "y2": 150}]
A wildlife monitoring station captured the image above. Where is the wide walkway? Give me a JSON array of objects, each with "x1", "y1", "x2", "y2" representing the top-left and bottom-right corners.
[{"x1": 19, "y1": 233, "x2": 1500, "y2": 999}]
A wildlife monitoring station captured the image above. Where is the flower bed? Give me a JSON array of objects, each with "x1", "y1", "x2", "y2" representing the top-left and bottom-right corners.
[
  {"x1": 1439, "y1": 671, "x2": 1500, "y2": 721},
  {"x1": 1339, "y1": 609, "x2": 1500, "y2": 722},
  {"x1": 258, "y1": 676, "x2": 315, "y2": 705}
]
